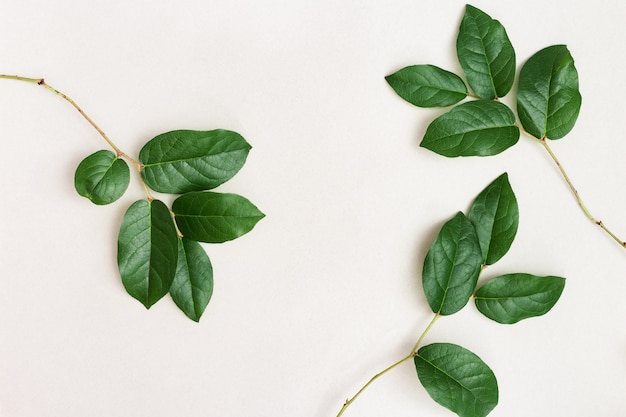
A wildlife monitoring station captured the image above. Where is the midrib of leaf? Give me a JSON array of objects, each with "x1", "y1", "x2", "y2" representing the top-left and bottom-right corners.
[
  {"x1": 483, "y1": 192, "x2": 504, "y2": 263},
  {"x1": 543, "y1": 63, "x2": 557, "y2": 138},
  {"x1": 92, "y1": 158, "x2": 118, "y2": 189},
  {"x1": 437, "y1": 233, "x2": 461, "y2": 314},
  {"x1": 143, "y1": 149, "x2": 244, "y2": 168},
  {"x1": 475, "y1": 293, "x2": 555, "y2": 304},
  {"x1": 395, "y1": 79, "x2": 465, "y2": 97},
  {"x1": 464, "y1": 14, "x2": 497, "y2": 97},
  {"x1": 145, "y1": 204, "x2": 161, "y2": 301},
  {"x1": 176, "y1": 213, "x2": 258, "y2": 219},
  {"x1": 475, "y1": 31, "x2": 497, "y2": 96}
]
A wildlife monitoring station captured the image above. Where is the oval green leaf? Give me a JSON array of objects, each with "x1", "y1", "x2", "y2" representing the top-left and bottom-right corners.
[
  {"x1": 422, "y1": 212, "x2": 483, "y2": 316},
  {"x1": 139, "y1": 129, "x2": 252, "y2": 194},
  {"x1": 456, "y1": 5, "x2": 516, "y2": 99},
  {"x1": 170, "y1": 237, "x2": 213, "y2": 322},
  {"x1": 420, "y1": 100, "x2": 519, "y2": 157},
  {"x1": 385, "y1": 65, "x2": 468, "y2": 108},
  {"x1": 74, "y1": 149, "x2": 130, "y2": 205},
  {"x1": 173, "y1": 192, "x2": 265, "y2": 243},
  {"x1": 117, "y1": 199, "x2": 179, "y2": 308},
  {"x1": 467, "y1": 173, "x2": 518, "y2": 265},
  {"x1": 415, "y1": 343, "x2": 498, "y2": 417},
  {"x1": 517, "y1": 45, "x2": 582, "y2": 139},
  {"x1": 474, "y1": 273, "x2": 565, "y2": 324}
]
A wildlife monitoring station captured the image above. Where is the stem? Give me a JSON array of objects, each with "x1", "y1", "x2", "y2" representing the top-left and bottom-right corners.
[
  {"x1": 336, "y1": 354, "x2": 413, "y2": 417},
  {"x1": 0, "y1": 74, "x2": 153, "y2": 201},
  {"x1": 538, "y1": 136, "x2": 626, "y2": 248},
  {"x1": 336, "y1": 313, "x2": 440, "y2": 417},
  {"x1": 411, "y1": 313, "x2": 440, "y2": 354}
]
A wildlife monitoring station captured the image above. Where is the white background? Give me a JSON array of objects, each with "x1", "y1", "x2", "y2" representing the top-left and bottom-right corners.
[{"x1": 1, "y1": 1, "x2": 625, "y2": 416}]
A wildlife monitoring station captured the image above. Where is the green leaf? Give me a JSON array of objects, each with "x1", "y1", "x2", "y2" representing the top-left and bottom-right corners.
[
  {"x1": 415, "y1": 343, "x2": 498, "y2": 417},
  {"x1": 474, "y1": 273, "x2": 565, "y2": 324},
  {"x1": 467, "y1": 173, "x2": 518, "y2": 265},
  {"x1": 385, "y1": 65, "x2": 468, "y2": 107},
  {"x1": 456, "y1": 5, "x2": 516, "y2": 99},
  {"x1": 420, "y1": 100, "x2": 519, "y2": 157},
  {"x1": 139, "y1": 129, "x2": 252, "y2": 194},
  {"x1": 170, "y1": 237, "x2": 214, "y2": 322},
  {"x1": 74, "y1": 149, "x2": 130, "y2": 205},
  {"x1": 517, "y1": 45, "x2": 582, "y2": 139},
  {"x1": 117, "y1": 199, "x2": 179, "y2": 308},
  {"x1": 422, "y1": 212, "x2": 483, "y2": 315},
  {"x1": 173, "y1": 192, "x2": 265, "y2": 243}
]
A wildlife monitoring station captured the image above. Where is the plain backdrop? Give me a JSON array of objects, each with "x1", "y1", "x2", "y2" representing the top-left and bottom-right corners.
[{"x1": 1, "y1": 1, "x2": 625, "y2": 416}]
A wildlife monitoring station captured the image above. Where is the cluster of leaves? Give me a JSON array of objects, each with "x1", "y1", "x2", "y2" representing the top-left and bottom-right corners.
[
  {"x1": 385, "y1": 4, "x2": 582, "y2": 156},
  {"x1": 74, "y1": 129, "x2": 264, "y2": 321},
  {"x1": 415, "y1": 173, "x2": 565, "y2": 417}
]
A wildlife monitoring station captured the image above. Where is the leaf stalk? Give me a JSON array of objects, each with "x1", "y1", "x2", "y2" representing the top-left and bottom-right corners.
[
  {"x1": 535, "y1": 134, "x2": 626, "y2": 249},
  {"x1": 0, "y1": 74, "x2": 153, "y2": 201},
  {"x1": 335, "y1": 313, "x2": 439, "y2": 417}
]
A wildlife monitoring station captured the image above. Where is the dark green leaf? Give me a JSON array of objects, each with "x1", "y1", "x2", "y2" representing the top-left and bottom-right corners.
[
  {"x1": 422, "y1": 212, "x2": 483, "y2": 315},
  {"x1": 385, "y1": 65, "x2": 468, "y2": 107},
  {"x1": 139, "y1": 129, "x2": 251, "y2": 194},
  {"x1": 420, "y1": 100, "x2": 519, "y2": 157},
  {"x1": 517, "y1": 45, "x2": 582, "y2": 139},
  {"x1": 456, "y1": 5, "x2": 516, "y2": 99},
  {"x1": 467, "y1": 173, "x2": 518, "y2": 265},
  {"x1": 117, "y1": 199, "x2": 179, "y2": 308},
  {"x1": 170, "y1": 238, "x2": 213, "y2": 322},
  {"x1": 74, "y1": 150, "x2": 129, "y2": 205},
  {"x1": 475, "y1": 273, "x2": 565, "y2": 324},
  {"x1": 173, "y1": 192, "x2": 264, "y2": 243},
  {"x1": 415, "y1": 343, "x2": 498, "y2": 417}
]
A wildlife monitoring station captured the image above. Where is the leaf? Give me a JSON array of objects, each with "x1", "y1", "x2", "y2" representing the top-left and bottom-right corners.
[
  {"x1": 385, "y1": 65, "x2": 468, "y2": 107},
  {"x1": 517, "y1": 45, "x2": 582, "y2": 139},
  {"x1": 74, "y1": 149, "x2": 129, "y2": 205},
  {"x1": 415, "y1": 343, "x2": 498, "y2": 417},
  {"x1": 422, "y1": 212, "x2": 483, "y2": 315},
  {"x1": 474, "y1": 273, "x2": 565, "y2": 324},
  {"x1": 420, "y1": 100, "x2": 519, "y2": 157},
  {"x1": 467, "y1": 173, "x2": 518, "y2": 265},
  {"x1": 173, "y1": 192, "x2": 265, "y2": 243},
  {"x1": 170, "y1": 237, "x2": 214, "y2": 322},
  {"x1": 456, "y1": 5, "x2": 516, "y2": 99},
  {"x1": 139, "y1": 129, "x2": 252, "y2": 194},
  {"x1": 117, "y1": 199, "x2": 179, "y2": 308}
]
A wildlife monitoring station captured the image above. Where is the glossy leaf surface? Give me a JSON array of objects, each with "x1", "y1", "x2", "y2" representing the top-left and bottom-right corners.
[
  {"x1": 517, "y1": 45, "x2": 582, "y2": 139},
  {"x1": 456, "y1": 5, "x2": 515, "y2": 99},
  {"x1": 423, "y1": 212, "x2": 482, "y2": 315},
  {"x1": 421, "y1": 100, "x2": 519, "y2": 157},
  {"x1": 74, "y1": 150, "x2": 130, "y2": 205},
  {"x1": 117, "y1": 199, "x2": 179, "y2": 308},
  {"x1": 467, "y1": 173, "x2": 518, "y2": 265},
  {"x1": 415, "y1": 343, "x2": 498, "y2": 417},
  {"x1": 475, "y1": 273, "x2": 565, "y2": 324},
  {"x1": 170, "y1": 237, "x2": 213, "y2": 322},
  {"x1": 173, "y1": 192, "x2": 265, "y2": 243},
  {"x1": 139, "y1": 129, "x2": 251, "y2": 194},
  {"x1": 385, "y1": 65, "x2": 468, "y2": 107}
]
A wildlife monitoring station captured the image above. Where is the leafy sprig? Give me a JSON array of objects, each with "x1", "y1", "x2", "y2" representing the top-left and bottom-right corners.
[
  {"x1": 0, "y1": 75, "x2": 264, "y2": 321},
  {"x1": 386, "y1": 4, "x2": 625, "y2": 251},
  {"x1": 337, "y1": 173, "x2": 565, "y2": 417}
]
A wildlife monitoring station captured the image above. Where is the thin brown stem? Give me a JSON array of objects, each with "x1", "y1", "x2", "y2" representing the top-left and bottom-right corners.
[
  {"x1": 0, "y1": 74, "x2": 153, "y2": 201},
  {"x1": 538, "y1": 136, "x2": 626, "y2": 249},
  {"x1": 336, "y1": 354, "x2": 413, "y2": 417},
  {"x1": 336, "y1": 313, "x2": 439, "y2": 417}
]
